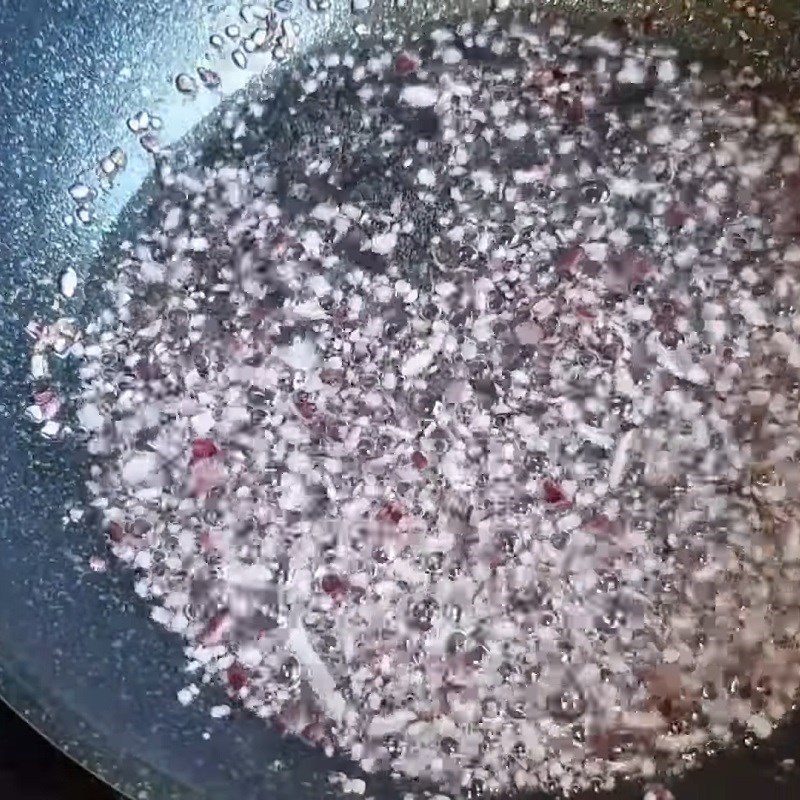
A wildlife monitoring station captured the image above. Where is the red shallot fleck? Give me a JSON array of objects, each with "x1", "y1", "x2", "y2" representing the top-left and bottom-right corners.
[
  {"x1": 33, "y1": 388, "x2": 61, "y2": 419},
  {"x1": 34, "y1": 389, "x2": 55, "y2": 405},
  {"x1": 664, "y1": 203, "x2": 691, "y2": 229},
  {"x1": 556, "y1": 245, "x2": 585, "y2": 276},
  {"x1": 411, "y1": 451, "x2": 428, "y2": 469},
  {"x1": 574, "y1": 304, "x2": 597, "y2": 321},
  {"x1": 200, "y1": 610, "x2": 232, "y2": 645},
  {"x1": 542, "y1": 479, "x2": 571, "y2": 508},
  {"x1": 191, "y1": 438, "x2": 219, "y2": 460},
  {"x1": 296, "y1": 398, "x2": 317, "y2": 419},
  {"x1": 320, "y1": 573, "x2": 350, "y2": 601},
  {"x1": 107, "y1": 521, "x2": 125, "y2": 543},
  {"x1": 227, "y1": 662, "x2": 249, "y2": 692},
  {"x1": 395, "y1": 52, "x2": 418, "y2": 76},
  {"x1": 377, "y1": 500, "x2": 404, "y2": 524}
]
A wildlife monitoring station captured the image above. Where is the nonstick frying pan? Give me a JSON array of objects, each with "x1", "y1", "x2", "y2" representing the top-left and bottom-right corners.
[{"x1": 2, "y1": 1, "x2": 800, "y2": 798}]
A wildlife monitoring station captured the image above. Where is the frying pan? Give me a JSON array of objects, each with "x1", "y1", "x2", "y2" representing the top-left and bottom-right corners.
[{"x1": 2, "y1": 1, "x2": 800, "y2": 798}]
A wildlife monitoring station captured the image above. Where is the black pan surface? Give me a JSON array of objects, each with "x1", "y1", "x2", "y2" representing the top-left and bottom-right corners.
[{"x1": 1, "y1": 1, "x2": 799, "y2": 798}]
